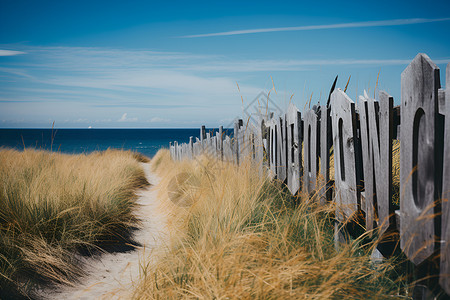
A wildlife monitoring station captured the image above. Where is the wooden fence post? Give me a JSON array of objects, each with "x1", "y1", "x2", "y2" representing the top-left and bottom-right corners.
[
  {"x1": 234, "y1": 119, "x2": 240, "y2": 165},
  {"x1": 174, "y1": 141, "x2": 179, "y2": 161},
  {"x1": 359, "y1": 90, "x2": 394, "y2": 235},
  {"x1": 319, "y1": 105, "x2": 332, "y2": 205},
  {"x1": 254, "y1": 119, "x2": 265, "y2": 175},
  {"x1": 440, "y1": 62, "x2": 450, "y2": 295},
  {"x1": 224, "y1": 136, "x2": 232, "y2": 162},
  {"x1": 303, "y1": 108, "x2": 320, "y2": 194},
  {"x1": 214, "y1": 135, "x2": 219, "y2": 158},
  {"x1": 267, "y1": 118, "x2": 277, "y2": 178},
  {"x1": 400, "y1": 53, "x2": 443, "y2": 265},
  {"x1": 330, "y1": 88, "x2": 360, "y2": 221},
  {"x1": 238, "y1": 120, "x2": 245, "y2": 163},
  {"x1": 205, "y1": 132, "x2": 210, "y2": 155},
  {"x1": 286, "y1": 103, "x2": 302, "y2": 195},
  {"x1": 219, "y1": 126, "x2": 223, "y2": 161},
  {"x1": 241, "y1": 124, "x2": 247, "y2": 162},
  {"x1": 189, "y1": 137, "x2": 193, "y2": 159},
  {"x1": 276, "y1": 115, "x2": 287, "y2": 182},
  {"x1": 200, "y1": 125, "x2": 206, "y2": 141}
]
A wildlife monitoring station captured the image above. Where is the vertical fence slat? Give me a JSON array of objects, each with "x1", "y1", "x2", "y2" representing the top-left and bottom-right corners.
[
  {"x1": 200, "y1": 125, "x2": 206, "y2": 141},
  {"x1": 225, "y1": 136, "x2": 232, "y2": 162},
  {"x1": 242, "y1": 124, "x2": 249, "y2": 161},
  {"x1": 319, "y1": 105, "x2": 332, "y2": 204},
  {"x1": 286, "y1": 103, "x2": 302, "y2": 195},
  {"x1": 239, "y1": 121, "x2": 245, "y2": 162},
  {"x1": 276, "y1": 116, "x2": 287, "y2": 182},
  {"x1": 359, "y1": 94, "x2": 374, "y2": 230},
  {"x1": 400, "y1": 53, "x2": 441, "y2": 265},
  {"x1": 234, "y1": 120, "x2": 239, "y2": 164},
  {"x1": 269, "y1": 118, "x2": 277, "y2": 178},
  {"x1": 255, "y1": 119, "x2": 265, "y2": 175},
  {"x1": 330, "y1": 88, "x2": 360, "y2": 221},
  {"x1": 377, "y1": 91, "x2": 395, "y2": 234},
  {"x1": 174, "y1": 141, "x2": 179, "y2": 161},
  {"x1": 189, "y1": 137, "x2": 193, "y2": 159},
  {"x1": 441, "y1": 62, "x2": 450, "y2": 294},
  {"x1": 359, "y1": 91, "x2": 394, "y2": 235},
  {"x1": 303, "y1": 109, "x2": 319, "y2": 194},
  {"x1": 219, "y1": 126, "x2": 223, "y2": 161}
]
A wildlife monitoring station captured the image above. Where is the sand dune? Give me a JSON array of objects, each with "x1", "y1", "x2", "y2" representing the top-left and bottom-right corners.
[{"x1": 38, "y1": 163, "x2": 168, "y2": 299}]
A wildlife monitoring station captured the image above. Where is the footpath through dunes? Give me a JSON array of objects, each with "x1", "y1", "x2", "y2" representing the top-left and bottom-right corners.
[{"x1": 38, "y1": 163, "x2": 168, "y2": 299}]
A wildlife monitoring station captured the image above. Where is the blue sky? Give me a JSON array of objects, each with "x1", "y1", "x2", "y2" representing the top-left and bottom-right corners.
[{"x1": 0, "y1": 0, "x2": 449, "y2": 128}]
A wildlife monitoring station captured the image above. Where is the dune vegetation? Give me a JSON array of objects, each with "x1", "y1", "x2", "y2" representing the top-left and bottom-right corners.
[
  {"x1": 0, "y1": 148, "x2": 149, "y2": 298},
  {"x1": 133, "y1": 148, "x2": 407, "y2": 299}
]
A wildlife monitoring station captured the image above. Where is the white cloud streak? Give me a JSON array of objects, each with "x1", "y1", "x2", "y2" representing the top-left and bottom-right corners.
[
  {"x1": 180, "y1": 17, "x2": 450, "y2": 38},
  {"x1": 148, "y1": 117, "x2": 170, "y2": 123},
  {"x1": 0, "y1": 50, "x2": 26, "y2": 56},
  {"x1": 118, "y1": 113, "x2": 138, "y2": 122}
]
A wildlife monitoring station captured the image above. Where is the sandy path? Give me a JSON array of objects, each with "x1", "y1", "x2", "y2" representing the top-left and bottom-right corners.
[{"x1": 38, "y1": 163, "x2": 167, "y2": 299}]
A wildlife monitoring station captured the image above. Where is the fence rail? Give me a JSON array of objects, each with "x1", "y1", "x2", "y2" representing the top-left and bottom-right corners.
[{"x1": 169, "y1": 53, "x2": 450, "y2": 297}]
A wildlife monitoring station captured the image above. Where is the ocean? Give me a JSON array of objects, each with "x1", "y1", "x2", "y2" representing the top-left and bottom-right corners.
[{"x1": 0, "y1": 129, "x2": 226, "y2": 158}]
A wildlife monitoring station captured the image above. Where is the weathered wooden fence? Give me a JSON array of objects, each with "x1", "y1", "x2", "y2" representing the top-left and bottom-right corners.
[{"x1": 170, "y1": 54, "x2": 449, "y2": 297}]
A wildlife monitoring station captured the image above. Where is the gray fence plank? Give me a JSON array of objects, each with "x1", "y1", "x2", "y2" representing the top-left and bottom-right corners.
[
  {"x1": 400, "y1": 53, "x2": 440, "y2": 265},
  {"x1": 303, "y1": 109, "x2": 319, "y2": 194},
  {"x1": 441, "y1": 62, "x2": 450, "y2": 295},
  {"x1": 277, "y1": 116, "x2": 287, "y2": 182},
  {"x1": 239, "y1": 121, "x2": 245, "y2": 162},
  {"x1": 219, "y1": 126, "x2": 223, "y2": 161},
  {"x1": 359, "y1": 91, "x2": 394, "y2": 234},
  {"x1": 189, "y1": 137, "x2": 193, "y2": 159},
  {"x1": 242, "y1": 124, "x2": 249, "y2": 162},
  {"x1": 286, "y1": 103, "x2": 302, "y2": 195},
  {"x1": 377, "y1": 91, "x2": 395, "y2": 234},
  {"x1": 254, "y1": 119, "x2": 265, "y2": 175},
  {"x1": 262, "y1": 119, "x2": 270, "y2": 170},
  {"x1": 319, "y1": 105, "x2": 332, "y2": 205},
  {"x1": 268, "y1": 118, "x2": 277, "y2": 179},
  {"x1": 234, "y1": 119, "x2": 240, "y2": 165},
  {"x1": 226, "y1": 136, "x2": 233, "y2": 162},
  {"x1": 174, "y1": 141, "x2": 179, "y2": 161},
  {"x1": 439, "y1": 88, "x2": 446, "y2": 116},
  {"x1": 359, "y1": 94, "x2": 375, "y2": 230},
  {"x1": 200, "y1": 125, "x2": 206, "y2": 141},
  {"x1": 330, "y1": 88, "x2": 360, "y2": 221}
]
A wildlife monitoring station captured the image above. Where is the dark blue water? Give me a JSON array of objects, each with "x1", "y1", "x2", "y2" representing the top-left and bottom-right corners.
[{"x1": 0, "y1": 129, "x2": 210, "y2": 158}]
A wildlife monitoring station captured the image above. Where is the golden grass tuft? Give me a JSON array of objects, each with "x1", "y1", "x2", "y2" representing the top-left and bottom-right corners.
[
  {"x1": 0, "y1": 148, "x2": 149, "y2": 297},
  {"x1": 133, "y1": 150, "x2": 406, "y2": 299}
]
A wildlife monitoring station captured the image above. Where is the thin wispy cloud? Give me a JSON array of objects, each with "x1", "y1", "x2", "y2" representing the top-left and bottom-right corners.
[
  {"x1": 118, "y1": 113, "x2": 138, "y2": 122},
  {"x1": 0, "y1": 50, "x2": 26, "y2": 56},
  {"x1": 149, "y1": 117, "x2": 170, "y2": 123},
  {"x1": 180, "y1": 17, "x2": 450, "y2": 38}
]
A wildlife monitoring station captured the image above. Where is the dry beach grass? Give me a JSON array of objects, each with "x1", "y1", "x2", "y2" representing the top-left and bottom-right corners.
[
  {"x1": 133, "y1": 149, "x2": 407, "y2": 299},
  {"x1": 0, "y1": 148, "x2": 149, "y2": 298}
]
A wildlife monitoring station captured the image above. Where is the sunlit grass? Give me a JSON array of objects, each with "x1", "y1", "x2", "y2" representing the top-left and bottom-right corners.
[
  {"x1": 0, "y1": 148, "x2": 149, "y2": 297},
  {"x1": 133, "y1": 149, "x2": 407, "y2": 299}
]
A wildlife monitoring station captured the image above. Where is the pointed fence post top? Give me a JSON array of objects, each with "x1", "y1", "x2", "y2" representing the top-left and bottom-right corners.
[
  {"x1": 330, "y1": 88, "x2": 356, "y2": 119},
  {"x1": 287, "y1": 102, "x2": 298, "y2": 115},
  {"x1": 402, "y1": 53, "x2": 439, "y2": 76},
  {"x1": 200, "y1": 125, "x2": 206, "y2": 141}
]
